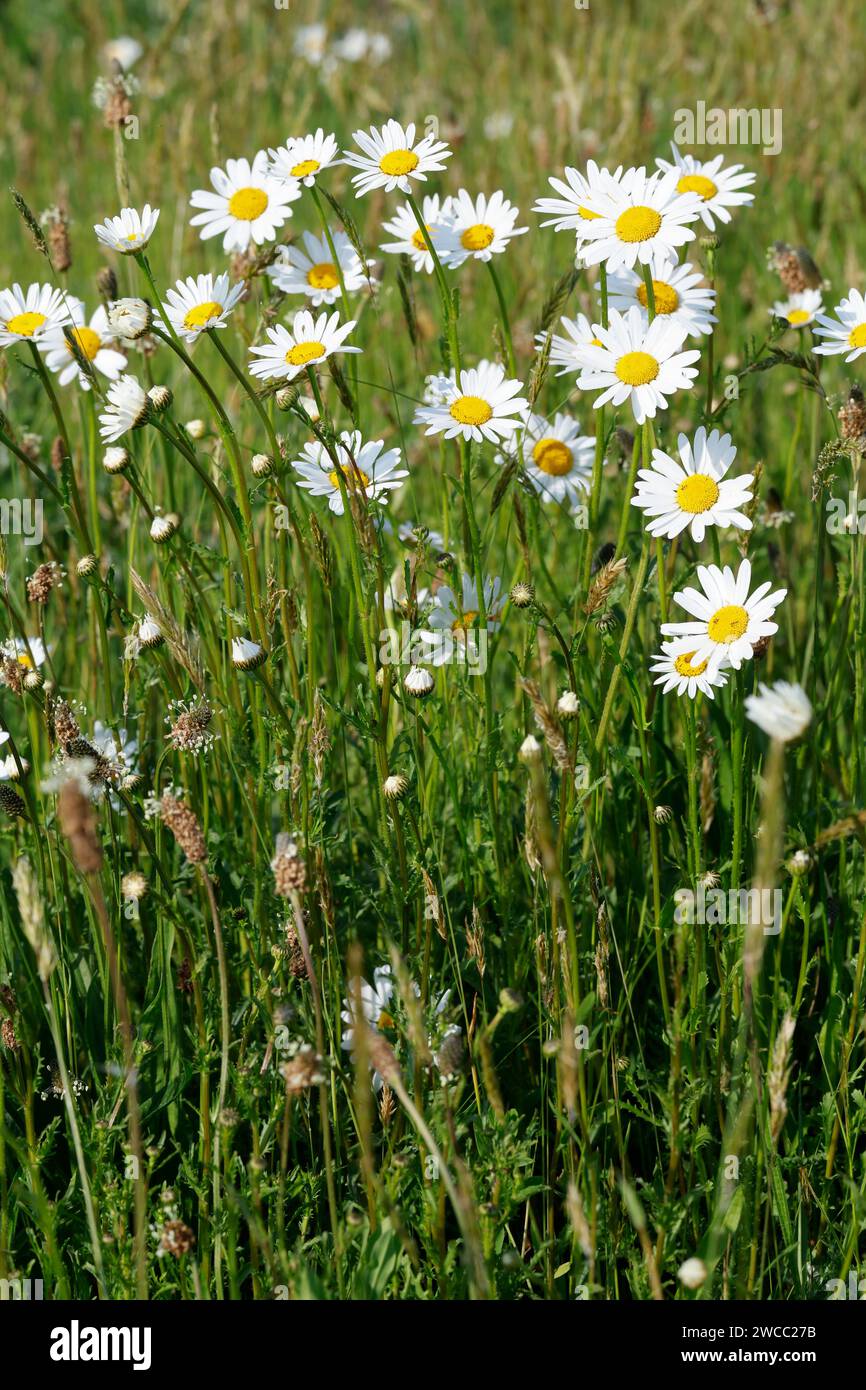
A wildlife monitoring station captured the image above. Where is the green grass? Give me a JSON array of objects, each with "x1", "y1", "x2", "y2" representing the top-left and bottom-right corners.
[{"x1": 1, "y1": 0, "x2": 866, "y2": 1301}]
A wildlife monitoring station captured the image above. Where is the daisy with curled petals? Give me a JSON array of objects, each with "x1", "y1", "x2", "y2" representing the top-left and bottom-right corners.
[
  {"x1": 267, "y1": 229, "x2": 372, "y2": 306},
  {"x1": 502, "y1": 412, "x2": 594, "y2": 508},
  {"x1": 534, "y1": 313, "x2": 604, "y2": 377},
  {"x1": 343, "y1": 119, "x2": 451, "y2": 197},
  {"x1": 662, "y1": 559, "x2": 786, "y2": 672},
  {"x1": 631, "y1": 427, "x2": 753, "y2": 542},
  {"x1": 414, "y1": 360, "x2": 528, "y2": 444},
  {"x1": 290, "y1": 430, "x2": 407, "y2": 515},
  {"x1": 43, "y1": 300, "x2": 127, "y2": 389},
  {"x1": 650, "y1": 640, "x2": 729, "y2": 700},
  {"x1": 576, "y1": 167, "x2": 703, "y2": 273},
  {"x1": 0, "y1": 283, "x2": 70, "y2": 348},
  {"x1": 771, "y1": 289, "x2": 823, "y2": 329},
  {"x1": 94, "y1": 204, "x2": 160, "y2": 255},
  {"x1": 189, "y1": 152, "x2": 301, "y2": 254},
  {"x1": 813, "y1": 289, "x2": 866, "y2": 361},
  {"x1": 98, "y1": 374, "x2": 150, "y2": 443},
  {"x1": 438, "y1": 189, "x2": 528, "y2": 267},
  {"x1": 381, "y1": 195, "x2": 453, "y2": 274},
  {"x1": 575, "y1": 306, "x2": 701, "y2": 425},
  {"x1": 655, "y1": 143, "x2": 755, "y2": 231},
  {"x1": 420, "y1": 574, "x2": 504, "y2": 666},
  {"x1": 161, "y1": 272, "x2": 245, "y2": 344},
  {"x1": 267, "y1": 129, "x2": 340, "y2": 187},
  {"x1": 605, "y1": 253, "x2": 717, "y2": 338},
  {"x1": 247, "y1": 308, "x2": 360, "y2": 382}
]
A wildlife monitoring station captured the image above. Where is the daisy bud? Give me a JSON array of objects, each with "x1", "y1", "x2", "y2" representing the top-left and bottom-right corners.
[
  {"x1": 677, "y1": 1257, "x2": 708, "y2": 1291},
  {"x1": 519, "y1": 734, "x2": 542, "y2": 764},
  {"x1": 147, "y1": 384, "x2": 173, "y2": 414},
  {"x1": 557, "y1": 690, "x2": 580, "y2": 720},
  {"x1": 138, "y1": 617, "x2": 164, "y2": 650},
  {"x1": 654, "y1": 804, "x2": 673, "y2": 824},
  {"x1": 231, "y1": 636, "x2": 267, "y2": 671},
  {"x1": 150, "y1": 512, "x2": 180, "y2": 545},
  {"x1": 382, "y1": 773, "x2": 409, "y2": 801},
  {"x1": 185, "y1": 418, "x2": 206, "y2": 440},
  {"x1": 297, "y1": 394, "x2": 320, "y2": 422},
  {"x1": 23, "y1": 669, "x2": 44, "y2": 692},
  {"x1": 499, "y1": 988, "x2": 523, "y2": 1013},
  {"x1": 510, "y1": 581, "x2": 535, "y2": 609},
  {"x1": 251, "y1": 452, "x2": 273, "y2": 478},
  {"x1": 103, "y1": 445, "x2": 129, "y2": 475},
  {"x1": 787, "y1": 849, "x2": 813, "y2": 877},
  {"x1": 403, "y1": 665, "x2": 434, "y2": 698},
  {"x1": 107, "y1": 297, "x2": 152, "y2": 341},
  {"x1": 275, "y1": 386, "x2": 300, "y2": 412},
  {"x1": 76, "y1": 554, "x2": 99, "y2": 578}
]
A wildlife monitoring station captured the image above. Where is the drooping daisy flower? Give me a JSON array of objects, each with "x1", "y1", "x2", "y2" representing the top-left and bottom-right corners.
[
  {"x1": 414, "y1": 360, "x2": 528, "y2": 444},
  {"x1": 771, "y1": 289, "x2": 823, "y2": 329},
  {"x1": 98, "y1": 373, "x2": 150, "y2": 443},
  {"x1": 574, "y1": 306, "x2": 701, "y2": 424},
  {"x1": 290, "y1": 431, "x2": 407, "y2": 514},
  {"x1": 534, "y1": 313, "x2": 604, "y2": 377},
  {"x1": 43, "y1": 300, "x2": 127, "y2": 389},
  {"x1": 266, "y1": 229, "x2": 373, "y2": 306},
  {"x1": 189, "y1": 152, "x2": 301, "y2": 254},
  {"x1": 576, "y1": 168, "x2": 703, "y2": 273},
  {"x1": 662, "y1": 559, "x2": 786, "y2": 672},
  {"x1": 161, "y1": 272, "x2": 245, "y2": 343},
  {"x1": 630, "y1": 427, "x2": 753, "y2": 542},
  {"x1": 502, "y1": 411, "x2": 595, "y2": 508},
  {"x1": 438, "y1": 189, "x2": 528, "y2": 267},
  {"x1": 0, "y1": 283, "x2": 70, "y2": 348},
  {"x1": 343, "y1": 119, "x2": 451, "y2": 197},
  {"x1": 380, "y1": 194, "x2": 453, "y2": 274},
  {"x1": 420, "y1": 574, "x2": 504, "y2": 667},
  {"x1": 341, "y1": 964, "x2": 396, "y2": 1090},
  {"x1": 655, "y1": 143, "x2": 756, "y2": 231},
  {"x1": 231, "y1": 637, "x2": 267, "y2": 671},
  {"x1": 813, "y1": 289, "x2": 866, "y2": 361},
  {"x1": 94, "y1": 204, "x2": 160, "y2": 255},
  {"x1": 745, "y1": 681, "x2": 812, "y2": 742},
  {"x1": 533, "y1": 160, "x2": 630, "y2": 237},
  {"x1": 247, "y1": 308, "x2": 360, "y2": 382},
  {"x1": 267, "y1": 128, "x2": 341, "y2": 187},
  {"x1": 605, "y1": 253, "x2": 717, "y2": 338},
  {"x1": 1, "y1": 636, "x2": 47, "y2": 670},
  {"x1": 649, "y1": 640, "x2": 729, "y2": 699}
]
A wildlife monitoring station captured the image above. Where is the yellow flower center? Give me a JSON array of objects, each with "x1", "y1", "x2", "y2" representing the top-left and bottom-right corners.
[
  {"x1": 848, "y1": 323, "x2": 866, "y2": 349},
  {"x1": 449, "y1": 395, "x2": 493, "y2": 427},
  {"x1": 786, "y1": 308, "x2": 811, "y2": 326},
  {"x1": 615, "y1": 206, "x2": 662, "y2": 243},
  {"x1": 291, "y1": 158, "x2": 320, "y2": 178},
  {"x1": 125, "y1": 231, "x2": 141, "y2": 243},
  {"x1": 379, "y1": 149, "x2": 419, "y2": 178},
  {"x1": 329, "y1": 463, "x2": 371, "y2": 492},
  {"x1": 307, "y1": 262, "x2": 339, "y2": 291},
  {"x1": 578, "y1": 205, "x2": 600, "y2": 220},
  {"x1": 183, "y1": 301, "x2": 223, "y2": 330},
  {"x1": 590, "y1": 336, "x2": 604, "y2": 346},
  {"x1": 677, "y1": 173, "x2": 718, "y2": 201},
  {"x1": 676, "y1": 474, "x2": 720, "y2": 514},
  {"x1": 615, "y1": 351, "x2": 659, "y2": 386},
  {"x1": 707, "y1": 604, "x2": 749, "y2": 643},
  {"x1": 6, "y1": 311, "x2": 46, "y2": 337},
  {"x1": 67, "y1": 326, "x2": 102, "y2": 360},
  {"x1": 16, "y1": 652, "x2": 34, "y2": 669},
  {"x1": 674, "y1": 651, "x2": 708, "y2": 678},
  {"x1": 452, "y1": 610, "x2": 479, "y2": 635},
  {"x1": 228, "y1": 186, "x2": 269, "y2": 221},
  {"x1": 376, "y1": 1009, "x2": 394, "y2": 1030},
  {"x1": 532, "y1": 437, "x2": 573, "y2": 476},
  {"x1": 461, "y1": 223, "x2": 496, "y2": 252},
  {"x1": 285, "y1": 340, "x2": 326, "y2": 367},
  {"x1": 411, "y1": 227, "x2": 429, "y2": 251},
  {"x1": 637, "y1": 279, "x2": 680, "y2": 315}
]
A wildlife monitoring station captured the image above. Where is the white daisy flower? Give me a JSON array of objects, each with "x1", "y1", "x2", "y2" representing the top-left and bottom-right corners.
[
  {"x1": 771, "y1": 289, "x2": 823, "y2": 329},
  {"x1": 533, "y1": 160, "x2": 631, "y2": 235},
  {"x1": 419, "y1": 574, "x2": 504, "y2": 667},
  {"x1": 631, "y1": 427, "x2": 753, "y2": 542},
  {"x1": 655, "y1": 143, "x2": 756, "y2": 231},
  {"x1": 438, "y1": 189, "x2": 528, "y2": 267},
  {"x1": 98, "y1": 373, "x2": 150, "y2": 443},
  {"x1": 745, "y1": 681, "x2": 812, "y2": 742},
  {"x1": 0, "y1": 283, "x2": 71, "y2": 348},
  {"x1": 267, "y1": 129, "x2": 340, "y2": 187},
  {"x1": 576, "y1": 167, "x2": 703, "y2": 273},
  {"x1": 662, "y1": 559, "x2": 787, "y2": 672},
  {"x1": 414, "y1": 360, "x2": 528, "y2": 444},
  {"x1": 293, "y1": 22, "x2": 328, "y2": 66},
  {"x1": 501, "y1": 411, "x2": 594, "y2": 507},
  {"x1": 93, "y1": 204, "x2": 160, "y2": 255},
  {"x1": 813, "y1": 289, "x2": 866, "y2": 361},
  {"x1": 290, "y1": 430, "x2": 407, "y2": 515},
  {"x1": 605, "y1": 253, "x2": 717, "y2": 338},
  {"x1": 1, "y1": 636, "x2": 47, "y2": 670},
  {"x1": 267, "y1": 229, "x2": 373, "y2": 306},
  {"x1": 189, "y1": 152, "x2": 301, "y2": 254},
  {"x1": 161, "y1": 272, "x2": 245, "y2": 343},
  {"x1": 247, "y1": 308, "x2": 360, "y2": 382},
  {"x1": 43, "y1": 300, "x2": 127, "y2": 389},
  {"x1": 380, "y1": 194, "x2": 454, "y2": 274},
  {"x1": 649, "y1": 640, "x2": 729, "y2": 699},
  {"x1": 574, "y1": 306, "x2": 701, "y2": 424},
  {"x1": 231, "y1": 637, "x2": 267, "y2": 670},
  {"x1": 341, "y1": 964, "x2": 395, "y2": 1090},
  {"x1": 535, "y1": 313, "x2": 604, "y2": 377},
  {"x1": 343, "y1": 119, "x2": 451, "y2": 197}
]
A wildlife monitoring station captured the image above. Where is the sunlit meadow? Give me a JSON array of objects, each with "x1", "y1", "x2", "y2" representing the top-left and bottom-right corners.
[{"x1": 1, "y1": 0, "x2": 865, "y2": 1302}]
